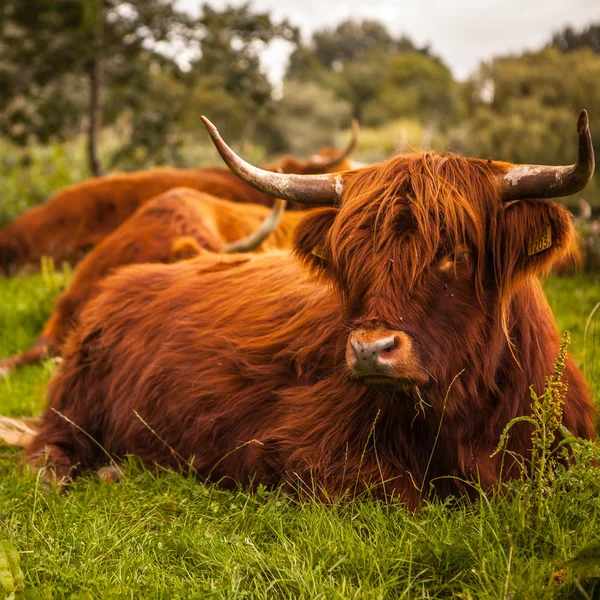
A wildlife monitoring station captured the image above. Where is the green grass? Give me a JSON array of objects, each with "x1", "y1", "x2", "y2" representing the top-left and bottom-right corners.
[
  {"x1": 0, "y1": 261, "x2": 72, "y2": 416},
  {"x1": 0, "y1": 272, "x2": 599, "y2": 598},
  {"x1": 544, "y1": 275, "x2": 600, "y2": 401}
]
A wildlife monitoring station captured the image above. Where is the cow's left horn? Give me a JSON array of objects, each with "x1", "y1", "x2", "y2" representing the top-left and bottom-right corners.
[
  {"x1": 307, "y1": 119, "x2": 359, "y2": 169},
  {"x1": 498, "y1": 109, "x2": 595, "y2": 201},
  {"x1": 201, "y1": 117, "x2": 344, "y2": 205},
  {"x1": 224, "y1": 199, "x2": 286, "y2": 253}
]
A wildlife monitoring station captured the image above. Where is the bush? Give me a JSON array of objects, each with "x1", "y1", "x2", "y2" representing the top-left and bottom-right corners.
[{"x1": 0, "y1": 138, "x2": 88, "y2": 226}]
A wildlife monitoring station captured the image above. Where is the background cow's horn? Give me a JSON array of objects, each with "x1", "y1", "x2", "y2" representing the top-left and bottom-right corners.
[
  {"x1": 307, "y1": 119, "x2": 359, "y2": 168},
  {"x1": 224, "y1": 199, "x2": 286, "y2": 253},
  {"x1": 201, "y1": 116, "x2": 344, "y2": 205},
  {"x1": 498, "y1": 109, "x2": 595, "y2": 202}
]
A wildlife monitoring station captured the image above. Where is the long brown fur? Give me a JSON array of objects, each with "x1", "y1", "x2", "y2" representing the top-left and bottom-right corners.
[
  {"x1": 0, "y1": 150, "x2": 351, "y2": 275},
  {"x1": 27, "y1": 152, "x2": 596, "y2": 508},
  {"x1": 0, "y1": 188, "x2": 304, "y2": 375}
]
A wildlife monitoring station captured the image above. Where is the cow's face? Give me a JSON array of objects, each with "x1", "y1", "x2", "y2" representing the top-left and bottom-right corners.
[{"x1": 294, "y1": 155, "x2": 576, "y2": 393}]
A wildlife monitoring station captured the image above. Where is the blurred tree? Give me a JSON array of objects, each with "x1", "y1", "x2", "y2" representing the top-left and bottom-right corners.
[
  {"x1": 551, "y1": 23, "x2": 600, "y2": 55},
  {"x1": 105, "y1": 4, "x2": 297, "y2": 167},
  {"x1": 106, "y1": 70, "x2": 190, "y2": 170},
  {"x1": 452, "y1": 46, "x2": 600, "y2": 207},
  {"x1": 288, "y1": 19, "x2": 427, "y2": 76},
  {"x1": 0, "y1": 0, "x2": 197, "y2": 175},
  {"x1": 0, "y1": 1, "x2": 298, "y2": 173},
  {"x1": 286, "y1": 19, "x2": 455, "y2": 133},
  {"x1": 273, "y1": 80, "x2": 353, "y2": 155},
  {"x1": 187, "y1": 3, "x2": 298, "y2": 150},
  {"x1": 452, "y1": 102, "x2": 577, "y2": 164},
  {"x1": 459, "y1": 48, "x2": 600, "y2": 160},
  {"x1": 194, "y1": 4, "x2": 296, "y2": 103},
  {"x1": 312, "y1": 19, "x2": 394, "y2": 68},
  {"x1": 360, "y1": 52, "x2": 456, "y2": 127}
]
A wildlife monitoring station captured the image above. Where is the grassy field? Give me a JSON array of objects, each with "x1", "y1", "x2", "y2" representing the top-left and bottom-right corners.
[{"x1": 0, "y1": 270, "x2": 599, "y2": 598}]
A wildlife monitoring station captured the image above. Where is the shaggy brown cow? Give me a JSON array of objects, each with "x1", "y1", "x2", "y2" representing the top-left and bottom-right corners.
[
  {"x1": 0, "y1": 126, "x2": 357, "y2": 275},
  {"x1": 26, "y1": 112, "x2": 596, "y2": 508},
  {"x1": 0, "y1": 189, "x2": 302, "y2": 376}
]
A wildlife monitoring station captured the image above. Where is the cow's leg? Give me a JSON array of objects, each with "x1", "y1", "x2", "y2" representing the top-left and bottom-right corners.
[
  {"x1": 0, "y1": 337, "x2": 57, "y2": 377},
  {"x1": 26, "y1": 406, "x2": 101, "y2": 486},
  {"x1": 27, "y1": 444, "x2": 77, "y2": 487},
  {"x1": 0, "y1": 306, "x2": 69, "y2": 377}
]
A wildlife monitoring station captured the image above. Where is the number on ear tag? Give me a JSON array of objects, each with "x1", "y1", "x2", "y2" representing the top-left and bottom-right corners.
[{"x1": 528, "y1": 224, "x2": 552, "y2": 256}]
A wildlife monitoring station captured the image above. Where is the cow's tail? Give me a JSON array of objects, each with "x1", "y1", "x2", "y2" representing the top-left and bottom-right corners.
[
  {"x1": 0, "y1": 416, "x2": 40, "y2": 448},
  {"x1": 223, "y1": 199, "x2": 287, "y2": 253}
]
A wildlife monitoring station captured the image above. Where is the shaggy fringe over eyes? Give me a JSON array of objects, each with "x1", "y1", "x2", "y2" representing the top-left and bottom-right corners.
[{"x1": 327, "y1": 152, "x2": 501, "y2": 301}]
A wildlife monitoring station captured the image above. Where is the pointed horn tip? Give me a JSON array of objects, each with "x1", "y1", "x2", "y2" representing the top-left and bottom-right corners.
[
  {"x1": 577, "y1": 109, "x2": 589, "y2": 135},
  {"x1": 200, "y1": 116, "x2": 218, "y2": 137},
  {"x1": 351, "y1": 119, "x2": 360, "y2": 134}
]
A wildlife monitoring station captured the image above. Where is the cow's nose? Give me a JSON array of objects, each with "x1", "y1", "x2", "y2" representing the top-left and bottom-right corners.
[
  {"x1": 347, "y1": 333, "x2": 400, "y2": 376},
  {"x1": 346, "y1": 328, "x2": 427, "y2": 387}
]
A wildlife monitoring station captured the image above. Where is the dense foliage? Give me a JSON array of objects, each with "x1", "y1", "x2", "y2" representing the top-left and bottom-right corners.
[
  {"x1": 1, "y1": 6, "x2": 599, "y2": 203},
  {"x1": 0, "y1": 1, "x2": 296, "y2": 172}
]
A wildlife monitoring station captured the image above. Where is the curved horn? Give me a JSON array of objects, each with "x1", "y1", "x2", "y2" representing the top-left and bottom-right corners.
[
  {"x1": 201, "y1": 116, "x2": 344, "y2": 205},
  {"x1": 498, "y1": 110, "x2": 595, "y2": 202},
  {"x1": 307, "y1": 119, "x2": 359, "y2": 169},
  {"x1": 224, "y1": 199, "x2": 287, "y2": 253}
]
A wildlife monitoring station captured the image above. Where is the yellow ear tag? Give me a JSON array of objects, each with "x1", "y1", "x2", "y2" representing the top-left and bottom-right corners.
[
  {"x1": 311, "y1": 245, "x2": 328, "y2": 260},
  {"x1": 528, "y1": 224, "x2": 552, "y2": 256}
]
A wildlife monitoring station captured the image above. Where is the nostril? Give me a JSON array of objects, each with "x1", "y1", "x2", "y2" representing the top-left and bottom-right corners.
[{"x1": 379, "y1": 337, "x2": 398, "y2": 356}]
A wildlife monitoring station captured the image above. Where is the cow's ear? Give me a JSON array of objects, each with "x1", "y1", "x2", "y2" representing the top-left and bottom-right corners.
[
  {"x1": 170, "y1": 236, "x2": 204, "y2": 262},
  {"x1": 293, "y1": 207, "x2": 338, "y2": 276},
  {"x1": 496, "y1": 200, "x2": 576, "y2": 284}
]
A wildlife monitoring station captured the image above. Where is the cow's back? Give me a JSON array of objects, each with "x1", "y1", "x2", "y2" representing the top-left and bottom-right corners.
[
  {"x1": 47, "y1": 188, "x2": 304, "y2": 340},
  {"x1": 29, "y1": 253, "x2": 341, "y2": 482},
  {"x1": 0, "y1": 167, "x2": 276, "y2": 274}
]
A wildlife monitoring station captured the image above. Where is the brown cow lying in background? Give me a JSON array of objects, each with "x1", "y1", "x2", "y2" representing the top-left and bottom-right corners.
[
  {"x1": 20, "y1": 111, "x2": 596, "y2": 508},
  {"x1": 0, "y1": 124, "x2": 357, "y2": 275},
  {"x1": 0, "y1": 189, "x2": 304, "y2": 376}
]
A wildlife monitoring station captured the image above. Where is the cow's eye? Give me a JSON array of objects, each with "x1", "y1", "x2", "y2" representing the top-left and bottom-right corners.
[
  {"x1": 453, "y1": 248, "x2": 471, "y2": 264},
  {"x1": 439, "y1": 247, "x2": 472, "y2": 272}
]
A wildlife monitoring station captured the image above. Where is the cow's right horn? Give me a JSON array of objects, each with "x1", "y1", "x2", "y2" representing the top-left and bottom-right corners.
[
  {"x1": 201, "y1": 116, "x2": 345, "y2": 205},
  {"x1": 497, "y1": 109, "x2": 594, "y2": 201}
]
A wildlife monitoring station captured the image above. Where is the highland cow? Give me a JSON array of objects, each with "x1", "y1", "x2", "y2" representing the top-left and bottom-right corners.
[{"x1": 26, "y1": 112, "x2": 596, "y2": 508}]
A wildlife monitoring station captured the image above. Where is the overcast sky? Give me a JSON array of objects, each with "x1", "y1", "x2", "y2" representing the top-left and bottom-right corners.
[{"x1": 178, "y1": 0, "x2": 600, "y2": 82}]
